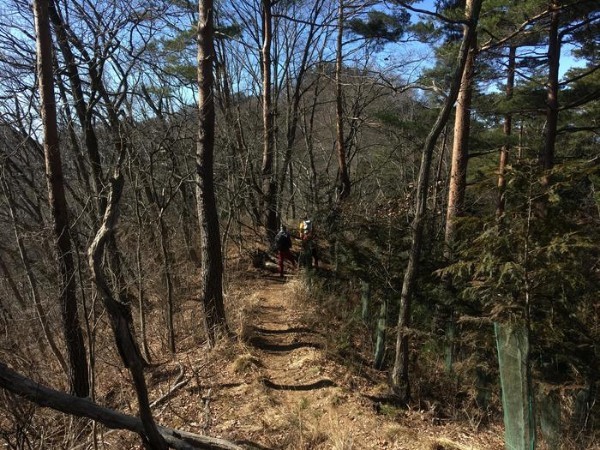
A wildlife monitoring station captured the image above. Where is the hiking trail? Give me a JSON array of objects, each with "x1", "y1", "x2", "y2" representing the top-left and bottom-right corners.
[{"x1": 143, "y1": 272, "x2": 503, "y2": 450}]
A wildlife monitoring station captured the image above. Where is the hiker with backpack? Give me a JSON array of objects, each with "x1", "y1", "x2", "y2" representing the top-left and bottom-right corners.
[
  {"x1": 274, "y1": 225, "x2": 296, "y2": 278},
  {"x1": 298, "y1": 218, "x2": 318, "y2": 269}
]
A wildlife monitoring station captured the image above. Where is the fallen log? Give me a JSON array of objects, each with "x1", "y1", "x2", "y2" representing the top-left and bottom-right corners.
[{"x1": 0, "y1": 362, "x2": 243, "y2": 450}]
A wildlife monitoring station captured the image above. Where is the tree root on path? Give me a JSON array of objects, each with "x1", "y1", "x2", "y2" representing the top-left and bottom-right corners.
[{"x1": 150, "y1": 363, "x2": 189, "y2": 409}]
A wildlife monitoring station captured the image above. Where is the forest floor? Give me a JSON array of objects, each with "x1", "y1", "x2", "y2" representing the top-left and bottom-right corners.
[
  {"x1": 99, "y1": 266, "x2": 505, "y2": 450},
  {"x1": 104, "y1": 264, "x2": 503, "y2": 450}
]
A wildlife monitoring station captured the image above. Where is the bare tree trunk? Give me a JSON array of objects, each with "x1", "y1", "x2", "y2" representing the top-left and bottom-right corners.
[
  {"x1": 390, "y1": 0, "x2": 483, "y2": 401},
  {"x1": 440, "y1": 0, "x2": 479, "y2": 373},
  {"x1": 49, "y1": 0, "x2": 105, "y2": 216},
  {"x1": 373, "y1": 296, "x2": 387, "y2": 370},
  {"x1": 197, "y1": 0, "x2": 228, "y2": 347},
  {"x1": 53, "y1": 0, "x2": 148, "y2": 368},
  {"x1": 261, "y1": 0, "x2": 278, "y2": 239},
  {"x1": 88, "y1": 170, "x2": 167, "y2": 450},
  {"x1": 541, "y1": 1, "x2": 560, "y2": 174},
  {"x1": 429, "y1": 126, "x2": 449, "y2": 236},
  {"x1": 213, "y1": 37, "x2": 256, "y2": 257},
  {"x1": 33, "y1": 0, "x2": 89, "y2": 398},
  {"x1": 534, "y1": 1, "x2": 560, "y2": 223},
  {"x1": 445, "y1": 11, "x2": 478, "y2": 252},
  {"x1": 277, "y1": 1, "x2": 325, "y2": 211},
  {"x1": 303, "y1": 72, "x2": 322, "y2": 210},
  {"x1": 497, "y1": 46, "x2": 516, "y2": 217},
  {"x1": 130, "y1": 170, "x2": 151, "y2": 362},
  {"x1": 335, "y1": 0, "x2": 351, "y2": 201},
  {"x1": 158, "y1": 212, "x2": 176, "y2": 354},
  {"x1": 54, "y1": 72, "x2": 92, "y2": 197}
]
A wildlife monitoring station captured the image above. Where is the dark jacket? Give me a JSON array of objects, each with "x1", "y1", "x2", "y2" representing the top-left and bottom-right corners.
[{"x1": 274, "y1": 230, "x2": 292, "y2": 251}]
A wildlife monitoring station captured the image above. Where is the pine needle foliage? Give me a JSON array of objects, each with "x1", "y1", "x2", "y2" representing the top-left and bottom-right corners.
[{"x1": 440, "y1": 158, "x2": 600, "y2": 384}]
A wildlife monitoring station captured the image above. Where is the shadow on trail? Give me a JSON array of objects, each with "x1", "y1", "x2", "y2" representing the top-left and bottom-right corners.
[
  {"x1": 252, "y1": 326, "x2": 318, "y2": 335},
  {"x1": 264, "y1": 274, "x2": 295, "y2": 283},
  {"x1": 248, "y1": 336, "x2": 322, "y2": 352},
  {"x1": 255, "y1": 304, "x2": 285, "y2": 312},
  {"x1": 262, "y1": 378, "x2": 336, "y2": 391},
  {"x1": 187, "y1": 382, "x2": 243, "y2": 394}
]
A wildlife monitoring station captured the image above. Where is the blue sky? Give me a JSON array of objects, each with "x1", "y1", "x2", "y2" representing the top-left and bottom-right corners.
[{"x1": 370, "y1": 0, "x2": 589, "y2": 83}]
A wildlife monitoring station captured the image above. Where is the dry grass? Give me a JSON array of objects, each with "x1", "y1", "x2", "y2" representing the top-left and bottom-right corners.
[
  {"x1": 0, "y1": 257, "x2": 515, "y2": 449},
  {"x1": 231, "y1": 353, "x2": 262, "y2": 374}
]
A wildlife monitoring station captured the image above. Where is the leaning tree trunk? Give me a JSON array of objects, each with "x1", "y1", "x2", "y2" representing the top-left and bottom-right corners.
[
  {"x1": 33, "y1": 0, "x2": 89, "y2": 398},
  {"x1": 50, "y1": 0, "x2": 147, "y2": 370},
  {"x1": 0, "y1": 362, "x2": 244, "y2": 450},
  {"x1": 390, "y1": 0, "x2": 483, "y2": 401},
  {"x1": 49, "y1": 0, "x2": 105, "y2": 216},
  {"x1": 197, "y1": 0, "x2": 228, "y2": 347},
  {"x1": 277, "y1": 1, "x2": 323, "y2": 212},
  {"x1": 88, "y1": 169, "x2": 167, "y2": 450}
]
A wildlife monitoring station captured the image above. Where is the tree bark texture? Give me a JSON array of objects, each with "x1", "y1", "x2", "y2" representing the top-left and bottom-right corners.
[
  {"x1": 440, "y1": 4, "x2": 479, "y2": 373},
  {"x1": 197, "y1": 0, "x2": 228, "y2": 347},
  {"x1": 33, "y1": 0, "x2": 89, "y2": 398},
  {"x1": 444, "y1": 18, "x2": 478, "y2": 253},
  {"x1": 391, "y1": 0, "x2": 483, "y2": 401}
]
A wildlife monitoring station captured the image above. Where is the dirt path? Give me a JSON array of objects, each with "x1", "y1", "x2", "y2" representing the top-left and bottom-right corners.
[
  {"x1": 144, "y1": 272, "x2": 503, "y2": 450},
  {"x1": 224, "y1": 275, "x2": 390, "y2": 449},
  {"x1": 193, "y1": 274, "x2": 503, "y2": 450},
  {"x1": 247, "y1": 279, "x2": 333, "y2": 391}
]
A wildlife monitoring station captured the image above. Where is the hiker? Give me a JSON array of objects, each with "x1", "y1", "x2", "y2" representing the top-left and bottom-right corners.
[
  {"x1": 274, "y1": 225, "x2": 295, "y2": 277},
  {"x1": 298, "y1": 218, "x2": 318, "y2": 268}
]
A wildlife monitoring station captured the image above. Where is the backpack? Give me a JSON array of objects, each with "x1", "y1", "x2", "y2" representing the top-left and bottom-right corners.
[
  {"x1": 300, "y1": 220, "x2": 313, "y2": 239},
  {"x1": 274, "y1": 230, "x2": 290, "y2": 251}
]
